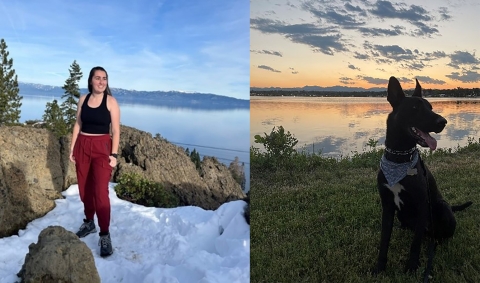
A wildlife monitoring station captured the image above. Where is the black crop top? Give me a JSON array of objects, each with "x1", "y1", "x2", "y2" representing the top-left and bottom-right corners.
[{"x1": 80, "y1": 93, "x2": 111, "y2": 134}]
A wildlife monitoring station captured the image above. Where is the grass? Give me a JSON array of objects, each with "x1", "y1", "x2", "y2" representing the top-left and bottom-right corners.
[{"x1": 251, "y1": 139, "x2": 480, "y2": 283}]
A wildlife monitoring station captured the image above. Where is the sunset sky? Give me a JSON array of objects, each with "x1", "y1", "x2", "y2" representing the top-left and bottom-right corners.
[
  {"x1": 251, "y1": 0, "x2": 480, "y2": 90},
  {"x1": 0, "y1": 0, "x2": 249, "y2": 99}
]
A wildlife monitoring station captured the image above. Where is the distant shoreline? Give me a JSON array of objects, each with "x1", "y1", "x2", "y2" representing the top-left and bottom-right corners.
[
  {"x1": 250, "y1": 89, "x2": 479, "y2": 98},
  {"x1": 21, "y1": 93, "x2": 250, "y2": 111}
]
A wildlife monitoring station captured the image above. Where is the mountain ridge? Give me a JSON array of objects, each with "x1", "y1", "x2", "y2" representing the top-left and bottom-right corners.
[{"x1": 19, "y1": 82, "x2": 249, "y2": 110}]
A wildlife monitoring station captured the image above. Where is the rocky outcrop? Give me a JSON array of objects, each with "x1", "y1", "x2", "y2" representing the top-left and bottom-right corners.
[
  {"x1": 17, "y1": 226, "x2": 100, "y2": 283},
  {"x1": 0, "y1": 125, "x2": 246, "y2": 237},
  {"x1": 0, "y1": 126, "x2": 64, "y2": 238},
  {"x1": 113, "y1": 126, "x2": 246, "y2": 210}
]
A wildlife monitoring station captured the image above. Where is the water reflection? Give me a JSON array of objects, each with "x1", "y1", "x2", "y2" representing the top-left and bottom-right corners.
[{"x1": 251, "y1": 97, "x2": 480, "y2": 157}]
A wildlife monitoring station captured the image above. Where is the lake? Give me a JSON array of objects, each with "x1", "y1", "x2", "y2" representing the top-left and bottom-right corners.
[
  {"x1": 20, "y1": 96, "x2": 250, "y2": 191},
  {"x1": 251, "y1": 96, "x2": 480, "y2": 157}
]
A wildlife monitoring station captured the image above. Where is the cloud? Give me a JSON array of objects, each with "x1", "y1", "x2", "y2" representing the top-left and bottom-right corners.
[
  {"x1": 289, "y1": 67, "x2": 299, "y2": 74},
  {"x1": 410, "y1": 21, "x2": 439, "y2": 37},
  {"x1": 344, "y1": 3, "x2": 364, "y2": 13},
  {"x1": 423, "y1": 50, "x2": 447, "y2": 61},
  {"x1": 372, "y1": 44, "x2": 416, "y2": 61},
  {"x1": 358, "y1": 25, "x2": 405, "y2": 37},
  {"x1": 309, "y1": 9, "x2": 365, "y2": 29},
  {"x1": 447, "y1": 51, "x2": 480, "y2": 69},
  {"x1": 415, "y1": 76, "x2": 446, "y2": 84},
  {"x1": 250, "y1": 18, "x2": 347, "y2": 55},
  {"x1": 258, "y1": 65, "x2": 281, "y2": 73},
  {"x1": 348, "y1": 63, "x2": 360, "y2": 71},
  {"x1": 339, "y1": 76, "x2": 354, "y2": 84},
  {"x1": 369, "y1": 1, "x2": 432, "y2": 22},
  {"x1": 251, "y1": 49, "x2": 283, "y2": 57},
  {"x1": 359, "y1": 76, "x2": 389, "y2": 85},
  {"x1": 359, "y1": 42, "x2": 452, "y2": 71},
  {"x1": 446, "y1": 70, "x2": 480, "y2": 83},
  {"x1": 251, "y1": 18, "x2": 334, "y2": 35},
  {"x1": 438, "y1": 7, "x2": 451, "y2": 20},
  {"x1": 367, "y1": 1, "x2": 440, "y2": 36},
  {"x1": 353, "y1": 51, "x2": 369, "y2": 60},
  {"x1": 291, "y1": 34, "x2": 348, "y2": 55}
]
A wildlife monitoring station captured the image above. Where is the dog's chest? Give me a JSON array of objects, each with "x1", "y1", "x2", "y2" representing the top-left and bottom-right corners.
[{"x1": 385, "y1": 183, "x2": 405, "y2": 210}]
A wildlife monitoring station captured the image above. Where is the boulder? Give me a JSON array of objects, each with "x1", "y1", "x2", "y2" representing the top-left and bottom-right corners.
[
  {"x1": 17, "y1": 226, "x2": 100, "y2": 283},
  {"x1": 114, "y1": 126, "x2": 246, "y2": 210},
  {"x1": 0, "y1": 126, "x2": 64, "y2": 238}
]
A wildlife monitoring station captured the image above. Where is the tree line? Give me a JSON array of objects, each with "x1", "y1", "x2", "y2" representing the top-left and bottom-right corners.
[{"x1": 251, "y1": 87, "x2": 480, "y2": 98}]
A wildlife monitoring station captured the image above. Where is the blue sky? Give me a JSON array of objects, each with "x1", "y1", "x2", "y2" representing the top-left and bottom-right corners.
[{"x1": 0, "y1": 0, "x2": 249, "y2": 99}]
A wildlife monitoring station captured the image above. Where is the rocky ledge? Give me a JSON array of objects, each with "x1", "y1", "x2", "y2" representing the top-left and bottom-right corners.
[{"x1": 0, "y1": 125, "x2": 246, "y2": 238}]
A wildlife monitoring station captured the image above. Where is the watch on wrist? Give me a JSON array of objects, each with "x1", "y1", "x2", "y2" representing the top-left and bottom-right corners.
[{"x1": 110, "y1": 153, "x2": 118, "y2": 159}]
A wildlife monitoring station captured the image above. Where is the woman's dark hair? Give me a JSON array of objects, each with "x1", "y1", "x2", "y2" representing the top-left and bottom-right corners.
[{"x1": 87, "y1": 66, "x2": 112, "y2": 96}]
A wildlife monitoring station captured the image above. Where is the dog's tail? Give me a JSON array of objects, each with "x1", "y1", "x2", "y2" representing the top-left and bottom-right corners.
[{"x1": 451, "y1": 201, "x2": 473, "y2": 212}]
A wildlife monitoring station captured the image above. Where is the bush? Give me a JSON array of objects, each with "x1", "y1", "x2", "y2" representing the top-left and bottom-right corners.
[
  {"x1": 254, "y1": 126, "x2": 298, "y2": 158},
  {"x1": 114, "y1": 173, "x2": 179, "y2": 208},
  {"x1": 252, "y1": 126, "x2": 299, "y2": 169}
]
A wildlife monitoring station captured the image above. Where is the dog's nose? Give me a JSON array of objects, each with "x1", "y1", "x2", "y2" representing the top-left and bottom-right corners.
[{"x1": 437, "y1": 117, "x2": 447, "y2": 127}]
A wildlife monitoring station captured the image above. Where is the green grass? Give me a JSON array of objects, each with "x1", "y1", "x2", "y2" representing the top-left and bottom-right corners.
[{"x1": 251, "y1": 139, "x2": 480, "y2": 283}]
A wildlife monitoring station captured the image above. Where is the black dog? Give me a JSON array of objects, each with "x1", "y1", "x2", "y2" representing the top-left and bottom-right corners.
[{"x1": 373, "y1": 77, "x2": 472, "y2": 274}]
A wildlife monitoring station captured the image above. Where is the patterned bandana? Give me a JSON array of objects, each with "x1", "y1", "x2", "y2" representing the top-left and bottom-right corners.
[{"x1": 380, "y1": 150, "x2": 419, "y2": 187}]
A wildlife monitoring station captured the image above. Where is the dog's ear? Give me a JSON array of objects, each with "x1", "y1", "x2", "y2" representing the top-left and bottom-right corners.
[
  {"x1": 412, "y1": 78, "x2": 422, "y2": 97},
  {"x1": 387, "y1": 76, "x2": 404, "y2": 108}
]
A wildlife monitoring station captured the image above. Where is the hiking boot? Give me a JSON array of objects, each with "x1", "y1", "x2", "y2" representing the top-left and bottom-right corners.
[
  {"x1": 99, "y1": 233, "x2": 113, "y2": 257},
  {"x1": 76, "y1": 219, "x2": 97, "y2": 238}
]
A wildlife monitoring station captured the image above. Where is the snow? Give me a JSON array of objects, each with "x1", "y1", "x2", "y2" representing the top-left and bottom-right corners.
[{"x1": 0, "y1": 184, "x2": 250, "y2": 283}]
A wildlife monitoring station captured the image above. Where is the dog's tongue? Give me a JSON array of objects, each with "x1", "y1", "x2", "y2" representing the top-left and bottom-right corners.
[{"x1": 417, "y1": 129, "x2": 437, "y2": 150}]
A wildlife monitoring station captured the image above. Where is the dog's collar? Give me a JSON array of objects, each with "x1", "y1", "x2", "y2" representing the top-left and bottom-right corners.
[{"x1": 384, "y1": 147, "x2": 417, "y2": 163}]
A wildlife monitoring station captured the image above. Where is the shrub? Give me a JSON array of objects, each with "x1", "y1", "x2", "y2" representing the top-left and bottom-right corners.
[
  {"x1": 254, "y1": 126, "x2": 298, "y2": 158},
  {"x1": 252, "y1": 126, "x2": 299, "y2": 169},
  {"x1": 114, "y1": 172, "x2": 179, "y2": 208}
]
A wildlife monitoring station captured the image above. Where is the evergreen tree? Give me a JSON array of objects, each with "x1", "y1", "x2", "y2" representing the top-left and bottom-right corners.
[
  {"x1": 228, "y1": 157, "x2": 246, "y2": 190},
  {"x1": 190, "y1": 149, "x2": 201, "y2": 171},
  {"x1": 43, "y1": 99, "x2": 67, "y2": 137},
  {"x1": 0, "y1": 38, "x2": 22, "y2": 124},
  {"x1": 60, "y1": 60, "x2": 82, "y2": 132}
]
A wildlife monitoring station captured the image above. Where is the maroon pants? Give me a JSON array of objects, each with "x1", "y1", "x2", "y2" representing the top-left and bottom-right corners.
[{"x1": 73, "y1": 133, "x2": 112, "y2": 233}]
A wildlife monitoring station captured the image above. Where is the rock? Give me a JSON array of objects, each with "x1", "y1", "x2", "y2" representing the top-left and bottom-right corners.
[
  {"x1": 59, "y1": 135, "x2": 77, "y2": 190},
  {"x1": 200, "y1": 156, "x2": 247, "y2": 203},
  {"x1": 0, "y1": 126, "x2": 64, "y2": 238},
  {"x1": 17, "y1": 226, "x2": 100, "y2": 283},
  {"x1": 114, "y1": 126, "x2": 246, "y2": 210}
]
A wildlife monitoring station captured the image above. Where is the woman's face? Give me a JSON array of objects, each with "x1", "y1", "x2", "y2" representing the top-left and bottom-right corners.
[{"x1": 91, "y1": 70, "x2": 107, "y2": 94}]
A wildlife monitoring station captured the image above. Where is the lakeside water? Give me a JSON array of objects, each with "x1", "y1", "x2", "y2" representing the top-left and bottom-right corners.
[
  {"x1": 20, "y1": 96, "x2": 250, "y2": 191},
  {"x1": 251, "y1": 96, "x2": 480, "y2": 157}
]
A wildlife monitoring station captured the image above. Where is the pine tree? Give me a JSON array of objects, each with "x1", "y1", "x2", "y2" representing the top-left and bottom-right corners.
[
  {"x1": 0, "y1": 38, "x2": 22, "y2": 124},
  {"x1": 60, "y1": 60, "x2": 82, "y2": 132},
  {"x1": 43, "y1": 99, "x2": 67, "y2": 137},
  {"x1": 228, "y1": 157, "x2": 246, "y2": 190},
  {"x1": 190, "y1": 149, "x2": 201, "y2": 171}
]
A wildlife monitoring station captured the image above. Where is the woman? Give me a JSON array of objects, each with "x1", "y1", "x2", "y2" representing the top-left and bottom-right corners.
[{"x1": 69, "y1": 66, "x2": 120, "y2": 257}]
